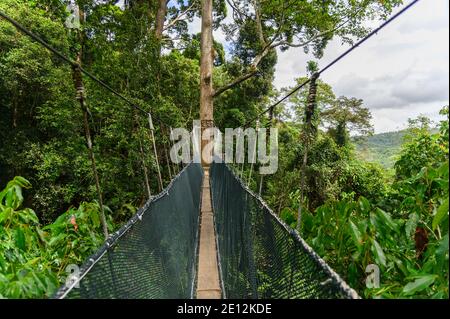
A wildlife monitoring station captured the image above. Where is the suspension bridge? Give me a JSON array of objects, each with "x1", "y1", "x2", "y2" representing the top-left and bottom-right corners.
[{"x1": 0, "y1": 0, "x2": 419, "y2": 299}]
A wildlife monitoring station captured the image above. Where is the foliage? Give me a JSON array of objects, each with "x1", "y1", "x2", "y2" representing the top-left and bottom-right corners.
[
  {"x1": 323, "y1": 96, "x2": 374, "y2": 147},
  {"x1": 296, "y1": 110, "x2": 449, "y2": 299},
  {"x1": 0, "y1": 176, "x2": 112, "y2": 298},
  {"x1": 395, "y1": 122, "x2": 447, "y2": 180}
]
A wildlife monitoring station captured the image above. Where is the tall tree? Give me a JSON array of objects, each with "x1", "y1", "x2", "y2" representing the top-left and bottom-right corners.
[
  {"x1": 322, "y1": 96, "x2": 374, "y2": 147},
  {"x1": 199, "y1": 0, "x2": 224, "y2": 164}
]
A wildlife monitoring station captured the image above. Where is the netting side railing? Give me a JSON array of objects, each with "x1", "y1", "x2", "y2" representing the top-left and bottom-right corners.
[
  {"x1": 210, "y1": 161, "x2": 359, "y2": 299},
  {"x1": 53, "y1": 162, "x2": 203, "y2": 299}
]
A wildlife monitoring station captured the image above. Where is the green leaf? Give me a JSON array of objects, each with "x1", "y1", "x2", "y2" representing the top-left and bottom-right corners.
[
  {"x1": 36, "y1": 228, "x2": 47, "y2": 244},
  {"x1": 349, "y1": 220, "x2": 363, "y2": 248},
  {"x1": 13, "y1": 176, "x2": 31, "y2": 189},
  {"x1": 402, "y1": 275, "x2": 436, "y2": 296},
  {"x1": 358, "y1": 196, "x2": 370, "y2": 213},
  {"x1": 438, "y1": 161, "x2": 449, "y2": 179},
  {"x1": 15, "y1": 228, "x2": 26, "y2": 251},
  {"x1": 433, "y1": 198, "x2": 448, "y2": 230},
  {"x1": 436, "y1": 234, "x2": 449, "y2": 257},
  {"x1": 0, "y1": 208, "x2": 13, "y2": 224},
  {"x1": 376, "y1": 208, "x2": 397, "y2": 231},
  {"x1": 371, "y1": 239, "x2": 386, "y2": 267}
]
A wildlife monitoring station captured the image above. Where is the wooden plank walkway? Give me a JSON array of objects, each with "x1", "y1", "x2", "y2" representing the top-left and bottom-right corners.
[{"x1": 196, "y1": 169, "x2": 222, "y2": 299}]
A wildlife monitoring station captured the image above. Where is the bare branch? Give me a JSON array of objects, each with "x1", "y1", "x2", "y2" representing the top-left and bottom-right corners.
[{"x1": 226, "y1": 0, "x2": 250, "y2": 20}]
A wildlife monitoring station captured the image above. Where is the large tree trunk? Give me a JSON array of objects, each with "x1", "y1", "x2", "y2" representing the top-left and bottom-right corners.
[
  {"x1": 200, "y1": 0, "x2": 214, "y2": 166},
  {"x1": 155, "y1": 0, "x2": 168, "y2": 41}
]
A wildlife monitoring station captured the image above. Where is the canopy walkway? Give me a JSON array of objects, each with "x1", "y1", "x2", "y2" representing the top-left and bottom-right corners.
[
  {"x1": 54, "y1": 162, "x2": 359, "y2": 299},
  {"x1": 1, "y1": 1, "x2": 420, "y2": 300}
]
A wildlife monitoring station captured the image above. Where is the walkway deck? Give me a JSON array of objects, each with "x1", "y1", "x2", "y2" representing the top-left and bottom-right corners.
[{"x1": 196, "y1": 169, "x2": 222, "y2": 299}]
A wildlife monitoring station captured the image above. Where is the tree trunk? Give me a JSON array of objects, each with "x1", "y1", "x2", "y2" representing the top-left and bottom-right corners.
[
  {"x1": 297, "y1": 73, "x2": 319, "y2": 232},
  {"x1": 200, "y1": 0, "x2": 214, "y2": 166},
  {"x1": 155, "y1": 0, "x2": 168, "y2": 41},
  {"x1": 72, "y1": 7, "x2": 108, "y2": 239}
]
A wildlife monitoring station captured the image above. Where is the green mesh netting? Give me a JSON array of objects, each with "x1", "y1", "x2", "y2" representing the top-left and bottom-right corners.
[
  {"x1": 210, "y1": 161, "x2": 359, "y2": 299},
  {"x1": 53, "y1": 163, "x2": 203, "y2": 299}
]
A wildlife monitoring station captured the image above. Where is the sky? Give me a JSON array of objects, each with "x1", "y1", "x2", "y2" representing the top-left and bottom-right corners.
[{"x1": 188, "y1": 0, "x2": 449, "y2": 133}]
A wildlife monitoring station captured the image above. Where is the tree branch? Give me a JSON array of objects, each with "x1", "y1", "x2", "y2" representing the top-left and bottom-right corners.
[
  {"x1": 254, "y1": 0, "x2": 267, "y2": 46},
  {"x1": 270, "y1": 7, "x2": 365, "y2": 49},
  {"x1": 226, "y1": 0, "x2": 250, "y2": 20},
  {"x1": 213, "y1": 2, "x2": 361, "y2": 98},
  {"x1": 213, "y1": 69, "x2": 258, "y2": 97},
  {"x1": 163, "y1": 1, "x2": 198, "y2": 32},
  {"x1": 213, "y1": 42, "x2": 274, "y2": 98}
]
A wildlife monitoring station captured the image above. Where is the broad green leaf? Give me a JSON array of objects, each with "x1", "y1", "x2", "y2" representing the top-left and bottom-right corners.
[
  {"x1": 433, "y1": 198, "x2": 449, "y2": 230},
  {"x1": 13, "y1": 176, "x2": 31, "y2": 188},
  {"x1": 402, "y1": 275, "x2": 436, "y2": 296},
  {"x1": 12, "y1": 185, "x2": 23, "y2": 209},
  {"x1": 375, "y1": 208, "x2": 397, "y2": 231},
  {"x1": 371, "y1": 239, "x2": 386, "y2": 267},
  {"x1": 36, "y1": 228, "x2": 47, "y2": 244},
  {"x1": 48, "y1": 233, "x2": 66, "y2": 247}
]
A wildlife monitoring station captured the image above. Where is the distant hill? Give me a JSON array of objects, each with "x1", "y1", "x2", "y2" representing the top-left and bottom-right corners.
[{"x1": 353, "y1": 130, "x2": 407, "y2": 170}]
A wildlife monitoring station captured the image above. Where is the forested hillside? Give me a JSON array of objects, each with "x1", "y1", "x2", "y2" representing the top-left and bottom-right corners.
[
  {"x1": 354, "y1": 127, "x2": 440, "y2": 170},
  {"x1": 0, "y1": 0, "x2": 448, "y2": 299},
  {"x1": 354, "y1": 130, "x2": 406, "y2": 169}
]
